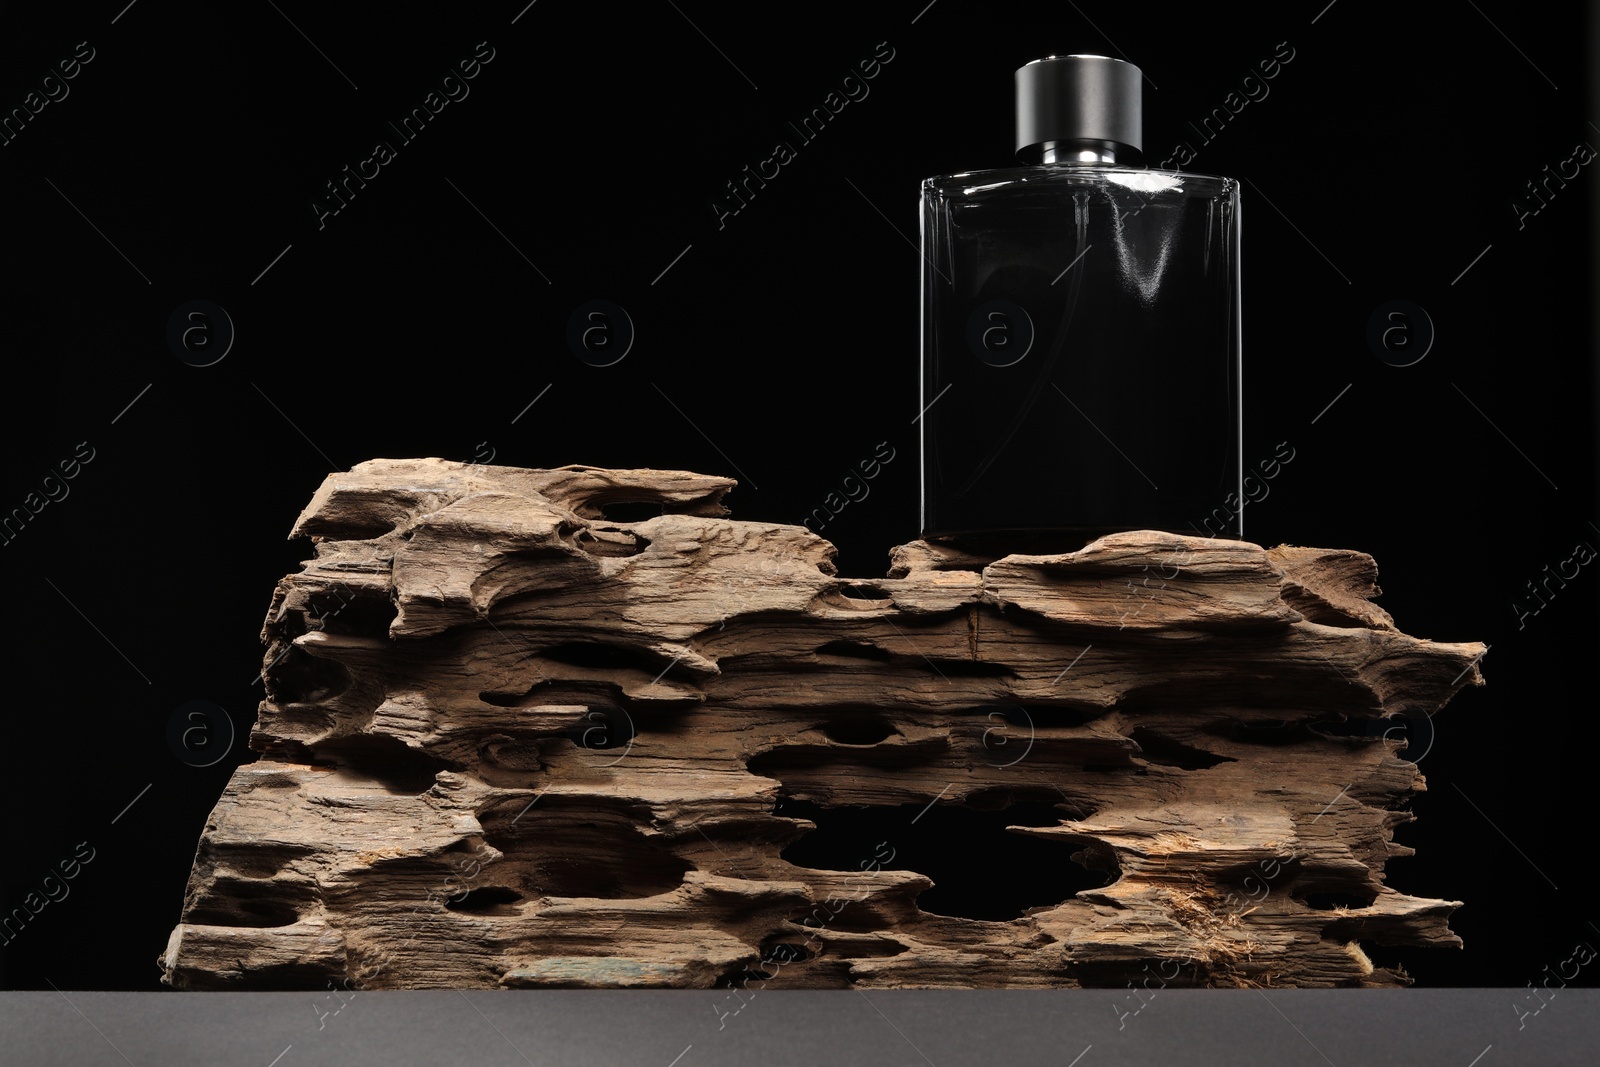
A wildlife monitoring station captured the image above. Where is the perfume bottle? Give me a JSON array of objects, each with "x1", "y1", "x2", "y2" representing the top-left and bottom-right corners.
[{"x1": 919, "y1": 55, "x2": 1242, "y2": 552}]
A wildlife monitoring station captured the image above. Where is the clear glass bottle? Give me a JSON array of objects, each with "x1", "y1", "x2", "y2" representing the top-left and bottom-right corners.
[{"x1": 919, "y1": 55, "x2": 1242, "y2": 553}]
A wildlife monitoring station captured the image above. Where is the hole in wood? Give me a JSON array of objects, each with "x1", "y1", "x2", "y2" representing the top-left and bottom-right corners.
[
  {"x1": 717, "y1": 967, "x2": 775, "y2": 986},
  {"x1": 1309, "y1": 711, "x2": 1433, "y2": 763},
  {"x1": 810, "y1": 935, "x2": 908, "y2": 958},
  {"x1": 247, "y1": 774, "x2": 306, "y2": 791},
  {"x1": 1128, "y1": 727, "x2": 1236, "y2": 770},
  {"x1": 184, "y1": 886, "x2": 305, "y2": 928},
  {"x1": 1342, "y1": 942, "x2": 1412, "y2": 986},
  {"x1": 1298, "y1": 888, "x2": 1378, "y2": 910},
  {"x1": 815, "y1": 587, "x2": 895, "y2": 611},
  {"x1": 1306, "y1": 713, "x2": 1373, "y2": 738},
  {"x1": 265, "y1": 646, "x2": 352, "y2": 705},
  {"x1": 773, "y1": 797, "x2": 1112, "y2": 921},
  {"x1": 1215, "y1": 718, "x2": 1318, "y2": 746},
  {"x1": 815, "y1": 640, "x2": 894, "y2": 662},
  {"x1": 310, "y1": 734, "x2": 454, "y2": 794},
  {"x1": 819, "y1": 715, "x2": 897, "y2": 746},
  {"x1": 760, "y1": 940, "x2": 813, "y2": 964},
  {"x1": 963, "y1": 786, "x2": 1095, "y2": 818},
  {"x1": 935, "y1": 659, "x2": 1014, "y2": 678},
  {"x1": 445, "y1": 886, "x2": 525, "y2": 914},
  {"x1": 297, "y1": 590, "x2": 397, "y2": 636},
  {"x1": 598, "y1": 500, "x2": 664, "y2": 522},
  {"x1": 540, "y1": 641, "x2": 667, "y2": 674},
  {"x1": 555, "y1": 704, "x2": 636, "y2": 752},
  {"x1": 479, "y1": 800, "x2": 691, "y2": 899},
  {"x1": 747, "y1": 731, "x2": 950, "y2": 775},
  {"x1": 963, "y1": 702, "x2": 1104, "y2": 728},
  {"x1": 573, "y1": 527, "x2": 652, "y2": 557}
]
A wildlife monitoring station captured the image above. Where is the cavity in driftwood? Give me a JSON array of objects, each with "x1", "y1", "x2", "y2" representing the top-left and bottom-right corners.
[{"x1": 160, "y1": 458, "x2": 1483, "y2": 990}]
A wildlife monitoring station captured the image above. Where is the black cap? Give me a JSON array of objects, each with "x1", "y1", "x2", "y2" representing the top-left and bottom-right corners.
[{"x1": 1015, "y1": 55, "x2": 1142, "y2": 161}]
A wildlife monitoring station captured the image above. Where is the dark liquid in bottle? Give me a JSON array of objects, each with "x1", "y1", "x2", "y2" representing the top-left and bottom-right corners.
[{"x1": 921, "y1": 169, "x2": 1241, "y2": 551}]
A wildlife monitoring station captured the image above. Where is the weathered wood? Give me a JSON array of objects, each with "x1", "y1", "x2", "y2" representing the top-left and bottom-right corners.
[{"x1": 159, "y1": 458, "x2": 1483, "y2": 990}]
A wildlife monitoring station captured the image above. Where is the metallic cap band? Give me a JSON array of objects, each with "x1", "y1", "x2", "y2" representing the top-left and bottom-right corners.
[{"x1": 1015, "y1": 55, "x2": 1142, "y2": 160}]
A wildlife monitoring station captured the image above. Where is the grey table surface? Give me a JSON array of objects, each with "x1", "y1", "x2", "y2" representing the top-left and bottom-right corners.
[{"x1": 1, "y1": 989, "x2": 1594, "y2": 1066}]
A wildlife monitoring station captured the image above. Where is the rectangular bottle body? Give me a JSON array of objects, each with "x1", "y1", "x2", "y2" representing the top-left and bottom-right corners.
[{"x1": 919, "y1": 164, "x2": 1242, "y2": 545}]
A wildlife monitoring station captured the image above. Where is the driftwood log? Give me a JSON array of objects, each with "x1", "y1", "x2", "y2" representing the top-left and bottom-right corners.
[{"x1": 160, "y1": 458, "x2": 1483, "y2": 990}]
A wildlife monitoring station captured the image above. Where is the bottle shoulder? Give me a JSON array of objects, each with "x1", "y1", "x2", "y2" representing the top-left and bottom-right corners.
[{"x1": 921, "y1": 164, "x2": 1236, "y2": 199}]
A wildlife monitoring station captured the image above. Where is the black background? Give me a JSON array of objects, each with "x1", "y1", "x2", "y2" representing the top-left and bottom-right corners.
[{"x1": 1, "y1": 0, "x2": 1594, "y2": 992}]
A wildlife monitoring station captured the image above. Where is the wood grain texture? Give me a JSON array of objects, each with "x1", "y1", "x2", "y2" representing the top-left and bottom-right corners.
[{"x1": 159, "y1": 458, "x2": 1483, "y2": 990}]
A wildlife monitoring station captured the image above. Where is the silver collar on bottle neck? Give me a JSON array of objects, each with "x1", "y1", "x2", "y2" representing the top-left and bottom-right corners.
[{"x1": 1038, "y1": 140, "x2": 1128, "y2": 165}]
